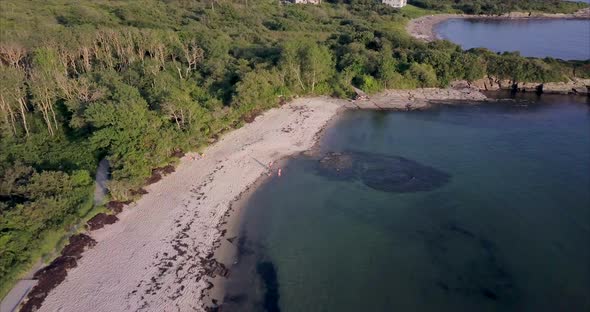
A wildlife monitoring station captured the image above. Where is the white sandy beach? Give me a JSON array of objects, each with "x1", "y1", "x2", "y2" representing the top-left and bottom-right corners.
[
  {"x1": 32, "y1": 89, "x2": 488, "y2": 312},
  {"x1": 38, "y1": 97, "x2": 342, "y2": 312}
]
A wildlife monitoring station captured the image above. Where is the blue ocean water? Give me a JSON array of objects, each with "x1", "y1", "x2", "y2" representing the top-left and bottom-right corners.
[
  {"x1": 436, "y1": 19, "x2": 590, "y2": 60},
  {"x1": 222, "y1": 94, "x2": 590, "y2": 312}
]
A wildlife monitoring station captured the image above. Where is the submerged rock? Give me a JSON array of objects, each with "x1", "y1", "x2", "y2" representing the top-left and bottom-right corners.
[
  {"x1": 317, "y1": 152, "x2": 355, "y2": 179},
  {"x1": 316, "y1": 151, "x2": 450, "y2": 193}
]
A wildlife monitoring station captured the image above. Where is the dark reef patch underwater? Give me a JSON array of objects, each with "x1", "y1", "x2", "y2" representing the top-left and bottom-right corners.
[
  {"x1": 420, "y1": 222, "x2": 518, "y2": 306},
  {"x1": 315, "y1": 151, "x2": 451, "y2": 193}
]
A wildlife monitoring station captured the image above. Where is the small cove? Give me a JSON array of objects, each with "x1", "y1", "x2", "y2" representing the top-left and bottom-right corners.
[
  {"x1": 436, "y1": 18, "x2": 590, "y2": 60},
  {"x1": 219, "y1": 93, "x2": 590, "y2": 311}
]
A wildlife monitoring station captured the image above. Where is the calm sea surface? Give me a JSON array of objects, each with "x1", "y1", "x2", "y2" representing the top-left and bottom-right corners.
[
  {"x1": 222, "y1": 94, "x2": 590, "y2": 312},
  {"x1": 436, "y1": 19, "x2": 590, "y2": 60}
]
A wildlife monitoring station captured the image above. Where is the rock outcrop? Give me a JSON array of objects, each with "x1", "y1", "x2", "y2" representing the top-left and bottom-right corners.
[
  {"x1": 466, "y1": 77, "x2": 513, "y2": 91},
  {"x1": 542, "y1": 79, "x2": 590, "y2": 95},
  {"x1": 345, "y1": 87, "x2": 489, "y2": 110},
  {"x1": 465, "y1": 77, "x2": 590, "y2": 95}
]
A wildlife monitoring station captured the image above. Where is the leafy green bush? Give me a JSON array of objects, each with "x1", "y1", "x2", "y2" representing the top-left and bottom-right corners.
[
  {"x1": 355, "y1": 74, "x2": 383, "y2": 93},
  {"x1": 0, "y1": 164, "x2": 93, "y2": 292},
  {"x1": 406, "y1": 63, "x2": 438, "y2": 87}
]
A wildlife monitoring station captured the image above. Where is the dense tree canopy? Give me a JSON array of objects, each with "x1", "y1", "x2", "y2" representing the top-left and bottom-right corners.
[{"x1": 1, "y1": 0, "x2": 589, "y2": 298}]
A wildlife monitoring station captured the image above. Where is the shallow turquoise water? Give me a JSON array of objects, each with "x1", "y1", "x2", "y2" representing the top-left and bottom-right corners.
[
  {"x1": 436, "y1": 19, "x2": 590, "y2": 60},
  {"x1": 222, "y1": 94, "x2": 590, "y2": 312}
]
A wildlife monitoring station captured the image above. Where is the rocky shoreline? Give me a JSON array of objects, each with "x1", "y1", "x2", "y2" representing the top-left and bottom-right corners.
[
  {"x1": 453, "y1": 77, "x2": 590, "y2": 96},
  {"x1": 406, "y1": 8, "x2": 590, "y2": 42},
  {"x1": 344, "y1": 88, "x2": 489, "y2": 110}
]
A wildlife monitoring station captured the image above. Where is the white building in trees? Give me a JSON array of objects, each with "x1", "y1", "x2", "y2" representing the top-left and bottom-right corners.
[{"x1": 382, "y1": 0, "x2": 407, "y2": 8}]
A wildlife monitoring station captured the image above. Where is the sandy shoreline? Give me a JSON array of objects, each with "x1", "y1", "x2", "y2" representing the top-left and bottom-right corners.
[
  {"x1": 17, "y1": 89, "x2": 489, "y2": 312},
  {"x1": 202, "y1": 108, "x2": 349, "y2": 307},
  {"x1": 34, "y1": 97, "x2": 342, "y2": 312},
  {"x1": 406, "y1": 8, "x2": 590, "y2": 42}
]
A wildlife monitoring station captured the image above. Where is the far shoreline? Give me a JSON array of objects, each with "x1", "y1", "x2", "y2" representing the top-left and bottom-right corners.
[{"x1": 406, "y1": 8, "x2": 590, "y2": 42}]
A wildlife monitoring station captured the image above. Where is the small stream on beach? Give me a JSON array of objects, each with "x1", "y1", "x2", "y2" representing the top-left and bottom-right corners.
[
  {"x1": 220, "y1": 93, "x2": 590, "y2": 312},
  {"x1": 436, "y1": 18, "x2": 590, "y2": 60}
]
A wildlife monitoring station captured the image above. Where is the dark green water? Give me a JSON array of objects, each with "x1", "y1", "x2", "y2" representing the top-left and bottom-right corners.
[{"x1": 222, "y1": 94, "x2": 590, "y2": 312}]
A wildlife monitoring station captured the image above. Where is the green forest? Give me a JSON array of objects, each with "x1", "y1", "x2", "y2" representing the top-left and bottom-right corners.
[{"x1": 1, "y1": 0, "x2": 589, "y2": 297}]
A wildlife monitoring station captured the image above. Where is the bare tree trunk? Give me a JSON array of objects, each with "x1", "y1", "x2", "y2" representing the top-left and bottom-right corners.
[
  {"x1": 0, "y1": 95, "x2": 17, "y2": 135},
  {"x1": 81, "y1": 46, "x2": 92, "y2": 72},
  {"x1": 172, "y1": 112, "x2": 181, "y2": 129},
  {"x1": 57, "y1": 48, "x2": 70, "y2": 76},
  {"x1": 291, "y1": 64, "x2": 306, "y2": 91},
  {"x1": 180, "y1": 109, "x2": 185, "y2": 128},
  {"x1": 35, "y1": 85, "x2": 57, "y2": 136},
  {"x1": 49, "y1": 101, "x2": 59, "y2": 131},
  {"x1": 39, "y1": 103, "x2": 54, "y2": 136},
  {"x1": 0, "y1": 44, "x2": 27, "y2": 69},
  {"x1": 174, "y1": 61, "x2": 184, "y2": 80},
  {"x1": 18, "y1": 98, "x2": 29, "y2": 136}
]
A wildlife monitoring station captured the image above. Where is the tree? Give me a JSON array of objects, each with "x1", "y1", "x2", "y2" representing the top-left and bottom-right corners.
[
  {"x1": 461, "y1": 53, "x2": 486, "y2": 82},
  {"x1": 280, "y1": 40, "x2": 307, "y2": 92},
  {"x1": 83, "y1": 72, "x2": 173, "y2": 197},
  {"x1": 280, "y1": 39, "x2": 335, "y2": 94},
  {"x1": 148, "y1": 69, "x2": 210, "y2": 133},
  {"x1": 233, "y1": 68, "x2": 282, "y2": 112},
  {"x1": 377, "y1": 42, "x2": 399, "y2": 89},
  {"x1": 406, "y1": 63, "x2": 438, "y2": 87},
  {"x1": 29, "y1": 47, "x2": 65, "y2": 136},
  {"x1": 0, "y1": 66, "x2": 29, "y2": 136},
  {"x1": 300, "y1": 42, "x2": 334, "y2": 93}
]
